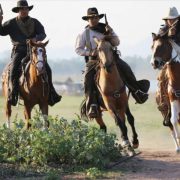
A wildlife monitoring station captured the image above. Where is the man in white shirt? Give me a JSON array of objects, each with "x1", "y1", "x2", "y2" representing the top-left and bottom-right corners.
[{"x1": 75, "y1": 7, "x2": 149, "y2": 118}]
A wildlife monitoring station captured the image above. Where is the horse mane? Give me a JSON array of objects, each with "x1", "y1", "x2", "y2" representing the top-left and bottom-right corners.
[
  {"x1": 27, "y1": 40, "x2": 49, "y2": 48},
  {"x1": 152, "y1": 32, "x2": 168, "y2": 41}
]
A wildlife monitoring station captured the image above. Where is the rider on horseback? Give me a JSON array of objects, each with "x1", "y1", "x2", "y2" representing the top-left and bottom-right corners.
[
  {"x1": 0, "y1": 0, "x2": 61, "y2": 106},
  {"x1": 75, "y1": 7, "x2": 150, "y2": 119},
  {"x1": 157, "y1": 7, "x2": 180, "y2": 126}
]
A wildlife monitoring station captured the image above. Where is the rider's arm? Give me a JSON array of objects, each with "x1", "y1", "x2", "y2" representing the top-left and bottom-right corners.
[
  {"x1": 33, "y1": 19, "x2": 46, "y2": 41},
  {"x1": 75, "y1": 32, "x2": 91, "y2": 56},
  {"x1": 0, "y1": 17, "x2": 10, "y2": 36}
]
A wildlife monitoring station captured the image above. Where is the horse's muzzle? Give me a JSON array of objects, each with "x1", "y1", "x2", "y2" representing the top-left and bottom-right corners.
[{"x1": 153, "y1": 59, "x2": 165, "y2": 69}]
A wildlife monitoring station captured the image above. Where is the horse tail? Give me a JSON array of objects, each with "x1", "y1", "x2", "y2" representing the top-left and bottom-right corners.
[{"x1": 80, "y1": 98, "x2": 89, "y2": 122}]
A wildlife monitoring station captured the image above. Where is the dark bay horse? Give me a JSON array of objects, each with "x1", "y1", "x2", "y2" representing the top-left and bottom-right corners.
[
  {"x1": 81, "y1": 37, "x2": 139, "y2": 150},
  {"x1": 151, "y1": 33, "x2": 180, "y2": 152},
  {"x1": 2, "y1": 40, "x2": 49, "y2": 129}
]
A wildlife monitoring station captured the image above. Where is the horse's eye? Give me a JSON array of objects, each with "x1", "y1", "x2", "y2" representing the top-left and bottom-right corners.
[{"x1": 39, "y1": 49, "x2": 43, "y2": 53}]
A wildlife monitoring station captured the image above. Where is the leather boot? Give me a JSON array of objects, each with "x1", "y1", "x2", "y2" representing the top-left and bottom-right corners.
[
  {"x1": 132, "y1": 90, "x2": 149, "y2": 104},
  {"x1": 48, "y1": 86, "x2": 62, "y2": 106}
]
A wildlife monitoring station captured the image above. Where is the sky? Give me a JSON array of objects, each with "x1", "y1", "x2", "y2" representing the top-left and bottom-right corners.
[{"x1": 0, "y1": 0, "x2": 180, "y2": 60}]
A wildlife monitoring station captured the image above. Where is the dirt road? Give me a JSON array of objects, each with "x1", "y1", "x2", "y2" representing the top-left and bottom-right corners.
[{"x1": 113, "y1": 150, "x2": 180, "y2": 180}]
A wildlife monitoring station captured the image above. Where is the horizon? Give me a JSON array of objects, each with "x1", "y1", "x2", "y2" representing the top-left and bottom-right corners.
[{"x1": 0, "y1": 0, "x2": 180, "y2": 60}]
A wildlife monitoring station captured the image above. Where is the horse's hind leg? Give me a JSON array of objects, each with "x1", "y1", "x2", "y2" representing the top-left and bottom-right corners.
[
  {"x1": 126, "y1": 104, "x2": 139, "y2": 148},
  {"x1": 95, "y1": 116, "x2": 107, "y2": 133}
]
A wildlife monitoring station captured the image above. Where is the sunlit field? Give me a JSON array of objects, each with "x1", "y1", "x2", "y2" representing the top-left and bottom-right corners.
[{"x1": 0, "y1": 93, "x2": 173, "y2": 151}]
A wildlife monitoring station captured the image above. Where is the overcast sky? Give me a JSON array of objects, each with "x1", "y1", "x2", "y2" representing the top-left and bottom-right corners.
[{"x1": 0, "y1": 0, "x2": 180, "y2": 60}]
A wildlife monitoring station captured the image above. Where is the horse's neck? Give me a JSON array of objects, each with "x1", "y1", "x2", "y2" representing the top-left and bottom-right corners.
[
  {"x1": 99, "y1": 64, "x2": 123, "y2": 90},
  {"x1": 28, "y1": 63, "x2": 40, "y2": 83}
]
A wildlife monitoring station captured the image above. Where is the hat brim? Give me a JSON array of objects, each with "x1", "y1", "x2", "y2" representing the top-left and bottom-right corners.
[
  {"x1": 162, "y1": 15, "x2": 180, "y2": 20},
  {"x1": 12, "y1": 5, "x2": 33, "y2": 13},
  {"x1": 82, "y1": 14, "x2": 104, "y2": 21}
]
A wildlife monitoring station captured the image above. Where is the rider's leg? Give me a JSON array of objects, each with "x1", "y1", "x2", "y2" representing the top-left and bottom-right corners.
[
  {"x1": 45, "y1": 63, "x2": 62, "y2": 106},
  {"x1": 116, "y1": 57, "x2": 150, "y2": 104},
  {"x1": 84, "y1": 60, "x2": 99, "y2": 118},
  {"x1": 9, "y1": 50, "x2": 26, "y2": 106}
]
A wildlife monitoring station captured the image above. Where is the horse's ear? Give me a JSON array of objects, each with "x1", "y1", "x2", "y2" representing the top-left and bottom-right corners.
[
  {"x1": 44, "y1": 40, "x2": 49, "y2": 47},
  {"x1": 27, "y1": 39, "x2": 36, "y2": 47},
  {"x1": 93, "y1": 36, "x2": 100, "y2": 45},
  {"x1": 152, "y1": 33, "x2": 157, "y2": 40}
]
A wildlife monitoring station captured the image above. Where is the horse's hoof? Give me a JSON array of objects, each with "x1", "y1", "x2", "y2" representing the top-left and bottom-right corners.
[
  {"x1": 132, "y1": 139, "x2": 139, "y2": 149},
  {"x1": 128, "y1": 150, "x2": 135, "y2": 157},
  {"x1": 176, "y1": 148, "x2": 180, "y2": 153},
  {"x1": 132, "y1": 143, "x2": 139, "y2": 149},
  {"x1": 122, "y1": 140, "x2": 130, "y2": 147}
]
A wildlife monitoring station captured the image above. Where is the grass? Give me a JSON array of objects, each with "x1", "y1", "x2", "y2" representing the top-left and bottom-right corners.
[{"x1": 0, "y1": 93, "x2": 174, "y2": 150}]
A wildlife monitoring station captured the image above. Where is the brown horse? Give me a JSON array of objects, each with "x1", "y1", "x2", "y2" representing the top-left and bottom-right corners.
[
  {"x1": 81, "y1": 37, "x2": 139, "y2": 151},
  {"x1": 2, "y1": 40, "x2": 49, "y2": 129},
  {"x1": 151, "y1": 33, "x2": 180, "y2": 152}
]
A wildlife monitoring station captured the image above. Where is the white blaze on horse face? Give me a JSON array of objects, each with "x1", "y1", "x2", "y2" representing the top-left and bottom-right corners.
[
  {"x1": 36, "y1": 47, "x2": 44, "y2": 72},
  {"x1": 150, "y1": 40, "x2": 160, "y2": 65}
]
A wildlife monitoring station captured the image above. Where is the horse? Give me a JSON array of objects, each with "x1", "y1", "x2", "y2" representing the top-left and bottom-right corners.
[
  {"x1": 81, "y1": 37, "x2": 139, "y2": 151},
  {"x1": 2, "y1": 40, "x2": 49, "y2": 129},
  {"x1": 151, "y1": 33, "x2": 180, "y2": 152}
]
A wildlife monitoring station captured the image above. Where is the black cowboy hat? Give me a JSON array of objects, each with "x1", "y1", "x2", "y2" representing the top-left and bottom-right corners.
[
  {"x1": 12, "y1": 0, "x2": 33, "y2": 13},
  {"x1": 82, "y1": 7, "x2": 104, "y2": 21}
]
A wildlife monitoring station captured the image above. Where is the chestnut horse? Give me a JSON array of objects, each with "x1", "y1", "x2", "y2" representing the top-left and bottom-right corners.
[
  {"x1": 151, "y1": 33, "x2": 180, "y2": 152},
  {"x1": 2, "y1": 40, "x2": 49, "y2": 129},
  {"x1": 81, "y1": 37, "x2": 139, "y2": 151}
]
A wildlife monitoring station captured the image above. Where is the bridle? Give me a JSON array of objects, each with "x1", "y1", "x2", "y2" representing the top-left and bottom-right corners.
[{"x1": 27, "y1": 42, "x2": 47, "y2": 75}]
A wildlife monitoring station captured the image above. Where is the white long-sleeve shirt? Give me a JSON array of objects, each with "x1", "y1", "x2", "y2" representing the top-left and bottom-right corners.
[{"x1": 75, "y1": 28, "x2": 120, "y2": 56}]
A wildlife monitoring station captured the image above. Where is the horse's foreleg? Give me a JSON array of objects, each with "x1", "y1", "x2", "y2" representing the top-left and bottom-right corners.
[
  {"x1": 95, "y1": 116, "x2": 107, "y2": 133},
  {"x1": 24, "y1": 104, "x2": 32, "y2": 129},
  {"x1": 5, "y1": 100, "x2": 11, "y2": 128},
  {"x1": 126, "y1": 105, "x2": 139, "y2": 148},
  {"x1": 170, "y1": 100, "x2": 180, "y2": 152},
  {"x1": 39, "y1": 103, "x2": 49, "y2": 130},
  {"x1": 107, "y1": 106, "x2": 129, "y2": 145}
]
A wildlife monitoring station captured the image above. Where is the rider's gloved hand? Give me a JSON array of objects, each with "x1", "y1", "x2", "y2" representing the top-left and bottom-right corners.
[
  {"x1": 105, "y1": 25, "x2": 113, "y2": 34},
  {"x1": 90, "y1": 49, "x2": 98, "y2": 56}
]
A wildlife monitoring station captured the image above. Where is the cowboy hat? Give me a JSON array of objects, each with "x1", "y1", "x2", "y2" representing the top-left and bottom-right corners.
[
  {"x1": 162, "y1": 7, "x2": 180, "y2": 20},
  {"x1": 12, "y1": 0, "x2": 33, "y2": 13},
  {"x1": 82, "y1": 7, "x2": 104, "y2": 21}
]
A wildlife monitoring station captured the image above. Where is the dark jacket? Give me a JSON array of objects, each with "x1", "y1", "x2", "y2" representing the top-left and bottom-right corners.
[
  {"x1": 0, "y1": 16, "x2": 46, "y2": 45},
  {"x1": 175, "y1": 19, "x2": 180, "y2": 42}
]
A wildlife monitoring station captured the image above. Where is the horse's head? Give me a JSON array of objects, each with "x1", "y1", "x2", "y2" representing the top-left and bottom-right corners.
[
  {"x1": 151, "y1": 33, "x2": 172, "y2": 69},
  {"x1": 28, "y1": 40, "x2": 49, "y2": 75},
  {"x1": 94, "y1": 36, "x2": 114, "y2": 72}
]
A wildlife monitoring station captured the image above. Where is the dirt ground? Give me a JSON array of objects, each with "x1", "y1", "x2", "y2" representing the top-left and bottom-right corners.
[{"x1": 111, "y1": 150, "x2": 180, "y2": 180}]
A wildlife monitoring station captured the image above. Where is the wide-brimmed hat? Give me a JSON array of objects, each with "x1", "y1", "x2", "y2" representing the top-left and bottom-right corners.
[
  {"x1": 12, "y1": 0, "x2": 33, "y2": 13},
  {"x1": 82, "y1": 7, "x2": 104, "y2": 21},
  {"x1": 162, "y1": 7, "x2": 180, "y2": 20}
]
